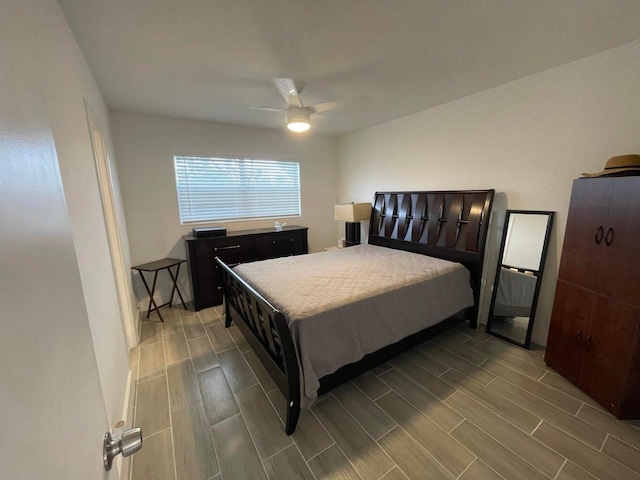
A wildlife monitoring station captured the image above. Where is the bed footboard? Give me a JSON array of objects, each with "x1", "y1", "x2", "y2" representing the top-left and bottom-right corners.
[{"x1": 216, "y1": 257, "x2": 301, "y2": 435}]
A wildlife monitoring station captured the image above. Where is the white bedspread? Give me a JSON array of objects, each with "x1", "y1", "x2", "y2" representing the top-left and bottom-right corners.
[{"x1": 233, "y1": 244, "x2": 473, "y2": 407}]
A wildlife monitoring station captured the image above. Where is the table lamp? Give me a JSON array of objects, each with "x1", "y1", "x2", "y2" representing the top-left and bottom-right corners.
[{"x1": 334, "y1": 202, "x2": 371, "y2": 247}]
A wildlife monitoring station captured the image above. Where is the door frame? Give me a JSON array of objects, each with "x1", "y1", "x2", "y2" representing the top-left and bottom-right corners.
[{"x1": 85, "y1": 99, "x2": 139, "y2": 347}]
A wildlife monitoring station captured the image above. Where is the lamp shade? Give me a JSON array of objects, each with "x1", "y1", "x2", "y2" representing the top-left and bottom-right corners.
[{"x1": 334, "y1": 202, "x2": 371, "y2": 222}]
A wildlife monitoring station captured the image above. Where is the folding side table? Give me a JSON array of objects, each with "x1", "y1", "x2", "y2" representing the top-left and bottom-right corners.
[{"x1": 131, "y1": 258, "x2": 187, "y2": 322}]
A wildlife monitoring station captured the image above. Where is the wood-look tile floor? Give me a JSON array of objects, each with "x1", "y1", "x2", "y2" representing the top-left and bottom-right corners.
[{"x1": 127, "y1": 306, "x2": 640, "y2": 480}]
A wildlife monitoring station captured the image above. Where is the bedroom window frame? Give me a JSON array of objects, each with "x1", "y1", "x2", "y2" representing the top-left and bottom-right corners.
[{"x1": 174, "y1": 155, "x2": 301, "y2": 224}]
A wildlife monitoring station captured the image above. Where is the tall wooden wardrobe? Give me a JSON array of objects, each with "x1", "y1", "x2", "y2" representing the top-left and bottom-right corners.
[{"x1": 545, "y1": 175, "x2": 640, "y2": 419}]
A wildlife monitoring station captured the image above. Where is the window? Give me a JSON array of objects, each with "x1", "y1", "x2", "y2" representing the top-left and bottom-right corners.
[{"x1": 174, "y1": 155, "x2": 301, "y2": 224}]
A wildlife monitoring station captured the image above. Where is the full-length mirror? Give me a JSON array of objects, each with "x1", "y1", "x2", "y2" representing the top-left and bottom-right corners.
[{"x1": 486, "y1": 210, "x2": 554, "y2": 349}]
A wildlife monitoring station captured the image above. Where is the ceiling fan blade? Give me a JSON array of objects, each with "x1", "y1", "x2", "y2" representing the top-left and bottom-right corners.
[
  {"x1": 251, "y1": 106, "x2": 284, "y2": 112},
  {"x1": 274, "y1": 78, "x2": 304, "y2": 107},
  {"x1": 311, "y1": 100, "x2": 342, "y2": 113}
]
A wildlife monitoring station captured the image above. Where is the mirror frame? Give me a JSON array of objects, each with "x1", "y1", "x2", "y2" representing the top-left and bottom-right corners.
[{"x1": 486, "y1": 210, "x2": 554, "y2": 349}]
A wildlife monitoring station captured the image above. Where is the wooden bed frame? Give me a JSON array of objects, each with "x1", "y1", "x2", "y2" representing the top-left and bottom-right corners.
[{"x1": 216, "y1": 190, "x2": 494, "y2": 434}]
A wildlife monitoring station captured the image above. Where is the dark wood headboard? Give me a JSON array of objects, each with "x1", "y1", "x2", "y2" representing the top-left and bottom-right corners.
[{"x1": 368, "y1": 190, "x2": 495, "y2": 317}]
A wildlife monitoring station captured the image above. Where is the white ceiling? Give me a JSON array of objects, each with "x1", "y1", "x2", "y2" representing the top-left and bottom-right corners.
[{"x1": 58, "y1": 0, "x2": 640, "y2": 137}]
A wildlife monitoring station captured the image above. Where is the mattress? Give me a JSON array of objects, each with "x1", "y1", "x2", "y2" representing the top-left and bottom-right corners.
[{"x1": 233, "y1": 244, "x2": 473, "y2": 407}]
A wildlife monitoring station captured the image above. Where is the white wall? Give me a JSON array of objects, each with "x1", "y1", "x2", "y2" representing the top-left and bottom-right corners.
[
  {"x1": 1, "y1": 0, "x2": 131, "y2": 477},
  {"x1": 110, "y1": 112, "x2": 339, "y2": 306},
  {"x1": 338, "y1": 40, "x2": 640, "y2": 346}
]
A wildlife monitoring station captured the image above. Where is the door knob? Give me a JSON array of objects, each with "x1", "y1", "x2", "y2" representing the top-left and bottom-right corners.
[{"x1": 103, "y1": 427, "x2": 143, "y2": 471}]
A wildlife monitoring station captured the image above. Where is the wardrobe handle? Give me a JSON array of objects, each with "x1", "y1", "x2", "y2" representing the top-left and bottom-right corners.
[
  {"x1": 575, "y1": 330, "x2": 583, "y2": 346},
  {"x1": 594, "y1": 226, "x2": 604, "y2": 244},
  {"x1": 605, "y1": 227, "x2": 614, "y2": 246},
  {"x1": 585, "y1": 335, "x2": 592, "y2": 352}
]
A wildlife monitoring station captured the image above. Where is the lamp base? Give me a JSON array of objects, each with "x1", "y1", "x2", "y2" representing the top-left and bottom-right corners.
[{"x1": 345, "y1": 222, "x2": 361, "y2": 247}]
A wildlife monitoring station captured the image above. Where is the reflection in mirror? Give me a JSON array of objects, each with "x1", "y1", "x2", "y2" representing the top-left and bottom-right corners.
[{"x1": 486, "y1": 210, "x2": 554, "y2": 349}]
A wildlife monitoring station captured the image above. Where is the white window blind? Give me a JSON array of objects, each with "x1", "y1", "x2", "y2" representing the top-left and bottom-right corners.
[{"x1": 174, "y1": 156, "x2": 301, "y2": 224}]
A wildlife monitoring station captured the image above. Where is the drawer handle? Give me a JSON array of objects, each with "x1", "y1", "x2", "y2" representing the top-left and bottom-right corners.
[
  {"x1": 584, "y1": 335, "x2": 592, "y2": 352},
  {"x1": 214, "y1": 245, "x2": 241, "y2": 251},
  {"x1": 575, "y1": 330, "x2": 583, "y2": 346},
  {"x1": 605, "y1": 227, "x2": 614, "y2": 246},
  {"x1": 272, "y1": 238, "x2": 295, "y2": 244},
  {"x1": 594, "y1": 226, "x2": 604, "y2": 245}
]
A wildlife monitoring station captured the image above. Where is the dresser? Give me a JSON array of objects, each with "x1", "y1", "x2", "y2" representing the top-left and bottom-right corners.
[
  {"x1": 545, "y1": 176, "x2": 640, "y2": 419},
  {"x1": 184, "y1": 225, "x2": 308, "y2": 311}
]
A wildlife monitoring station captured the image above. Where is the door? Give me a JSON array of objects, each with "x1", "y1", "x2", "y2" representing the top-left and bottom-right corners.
[
  {"x1": 596, "y1": 176, "x2": 640, "y2": 307},
  {"x1": 557, "y1": 178, "x2": 613, "y2": 289},
  {"x1": 578, "y1": 295, "x2": 640, "y2": 416},
  {"x1": 0, "y1": 71, "x2": 115, "y2": 478},
  {"x1": 545, "y1": 280, "x2": 594, "y2": 382}
]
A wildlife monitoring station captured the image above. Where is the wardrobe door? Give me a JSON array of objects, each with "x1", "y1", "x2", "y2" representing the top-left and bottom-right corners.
[
  {"x1": 577, "y1": 295, "x2": 640, "y2": 417},
  {"x1": 596, "y1": 176, "x2": 640, "y2": 308},
  {"x1": 557, "y1": 178, "x2": 613, "y2": 290},
  {"x1": 545, "y1": 280, "x2": 594, "y2": 383}
]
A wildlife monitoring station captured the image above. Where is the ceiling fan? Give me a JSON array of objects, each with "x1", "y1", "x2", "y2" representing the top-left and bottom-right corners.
[{"x1": 254, "y1": 78, "x2": 339, "y2": 133}]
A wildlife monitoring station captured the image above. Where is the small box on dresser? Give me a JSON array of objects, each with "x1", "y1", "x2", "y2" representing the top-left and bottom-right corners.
[{"x1": 184, "y1": 225, "x2": 308, "y2": 311}]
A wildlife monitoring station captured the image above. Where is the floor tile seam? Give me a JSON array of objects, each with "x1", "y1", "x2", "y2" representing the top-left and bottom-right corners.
[
  {"x1": 551, "y1": 459, "x2": 567, "y2": 480},
  {"x1": 444, "y1": 387, "x2": 544, "y2": 440},
  {"x1": 438, "y1": 370, "x2": 540, "y2": 433},
  {"x1": 431, "y1": 338, "x2": 490, "y2": 366},
  {"x1": 531, "y1": 411, "x2": 622, "y2": 459},
  {"x1": 376, "y1": 465, "x2": 399, "y2": 480},
  {"x1": 476, "y1": 360, "x2": 581, "y2": 415},
  {"x1": 487, "y1": 376, "x2": 606, "y2": 442},
  {"x1": 221, "y1": 353, "x2": 260, "y2": 394},
  {"x1": 260, "y1": 441, "x2": 297, "y2": 465},
  {"x1": 184, "y1": 331, "x2": 207, "y2": 342},
  {"x1": 308, "y1": 401, "x2": 375, "y2": 478},
  {"x1": 162, "y1": 330, "x2": 179, "y2": 480},
  {"x1": 456, "y1": 458, "x2": 506, "y2": 480},
  {"x1": 210, "y1": 344, "x2": 236, "y2": 355},
  {"x1": 421, "y1": 342, "x2": 481, "y2": 372},
  {"x1": 375, "y1": 372, "x2": 476, "y2": 463},
  {"x1": 374, "y1": 376, "x2": 476, "y2": 460},
  {"x1": 204, "y1": 406, "x2": 223, "y2": 480},
  {"x1": 136, "y1": 372, "x2": 167, "y2": 385},
  {"x1": 342, "y1": 381, "x2": 399, "y2": 437},
  {"x1": 446, "y1": 394, "x2": 564, "y2": 478},
  {"x1": 491, "y1": 354, "x2": 548, "y2": 381},
  {"x1": 289, "y1": 436, "x2": 322, "y2": 480},
  {"x1": 303, "y1": 442, "x2": 337, "y2": 464},
  {"x1": 535, "y1": 420, "x2": 640, "y2": 478},
  {"x1": 232, "y1": 409, "x2": 272, "y2": 477},
  {"x1": 376, "y1": 368, "x2": 451, "y2": 424},
  {"x1": 451, "y1": 418, "x2": 563, "y2": 480},
  {"x1": 451, "y1": 379, "x2": 567, "y2": 436},
  {"x1": 328, "y1": 389, "x2": 399, "y2": 466},
  {"x1": 396, "y1": 352, "x2": 463, "y2": 391},
  {"x1": 604, "y1": 432, "x2": 640, "y2": 454},
  {"x1": 379, "y1": 424, "x2": 461, "y2": 480},
  {"x1": 487, "y1": 355, "x2": 589, "y2": 407}
]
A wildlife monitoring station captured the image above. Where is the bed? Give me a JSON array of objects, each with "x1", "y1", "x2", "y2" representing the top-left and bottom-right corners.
[{"x1": 216, "y1": 190, "x2": 494, "y2": 434}]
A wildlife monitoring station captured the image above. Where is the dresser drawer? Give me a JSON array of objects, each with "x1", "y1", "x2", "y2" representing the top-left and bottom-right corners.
[
  {"x1": 196, "y1": 277, "x2": 224, "y2": 307},
  {"x1": 256, "y1": 230, "x2": 306, "y2": 259},
  {"x1": 194, "y1": 237, "x2": 256, "y2": 277}
]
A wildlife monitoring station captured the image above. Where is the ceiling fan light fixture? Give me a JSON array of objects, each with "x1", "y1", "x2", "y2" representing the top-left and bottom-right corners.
[{"x1": 286, "y1": 107, "x2": 311, "y2": 133}]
